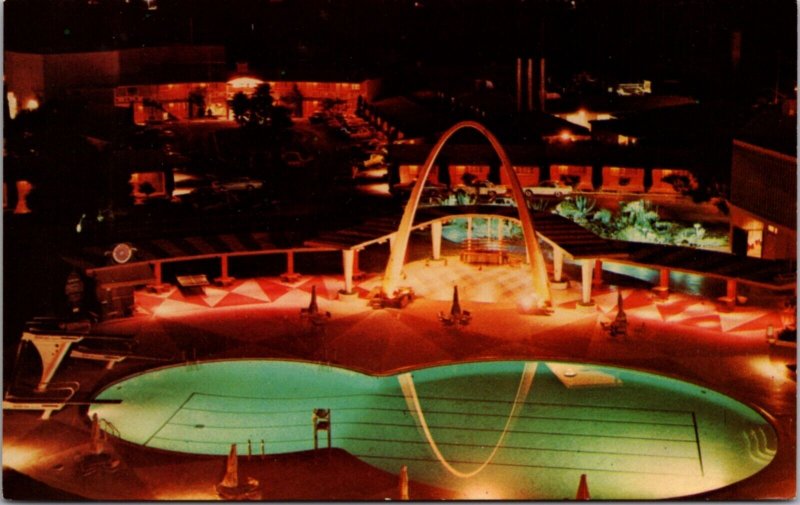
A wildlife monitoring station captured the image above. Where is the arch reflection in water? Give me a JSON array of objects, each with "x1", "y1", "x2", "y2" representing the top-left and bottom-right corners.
[{"x1": 89, "y1": 360, "x2": 776, "y2": 500}]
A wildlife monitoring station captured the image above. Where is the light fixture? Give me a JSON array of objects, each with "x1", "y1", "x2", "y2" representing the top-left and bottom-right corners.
[{"x1": 109, "y1": 243, "x2": 136, "y2": 264}]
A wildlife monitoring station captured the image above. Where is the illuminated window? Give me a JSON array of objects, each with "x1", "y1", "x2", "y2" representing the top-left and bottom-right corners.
[
  {"x1": 351, "y1": 83, "x2": 360, "y2": 90},
  {"x1": 25, "y1": 98, "x2": 39, "y2": 111},
  {"x1": 6, "y1": 92, "x2": 18, "y2": 119},
  {"x1": 767, "y1": 225, "x2": 779, "y2": 234},
  {"x1": 228, "y1": 77, "x2": 264, "y2": 89}
]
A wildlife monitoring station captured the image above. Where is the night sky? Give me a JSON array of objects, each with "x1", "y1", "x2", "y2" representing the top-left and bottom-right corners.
[{"x1": 5, "y1": 0, "x2": 797, "y2": 100}]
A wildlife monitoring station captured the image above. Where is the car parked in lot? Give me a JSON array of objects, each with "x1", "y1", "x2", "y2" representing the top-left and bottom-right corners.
[
  {"x1": 172, "y1": 172, "x2": 216, "y2": 197},
  {"x1": 212, "y1": 177, "x2": 265, "y2": 192},
  {"x1": 453, "y1": 179, "x2": 508, "y2": 201},
  {"x1": 392, "y1": 180, "x2": 450, "y2": 204},
  {"x1": 523, "y1": 180, "x2": 574, "y2": 198}
]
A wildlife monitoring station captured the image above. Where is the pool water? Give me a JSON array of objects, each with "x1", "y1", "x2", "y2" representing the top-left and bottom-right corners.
[{"x1": 89, "y1": 360, "x2": 776, "y2": 500}]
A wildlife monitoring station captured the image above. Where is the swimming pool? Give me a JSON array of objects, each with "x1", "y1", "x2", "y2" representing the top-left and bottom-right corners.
[{"x1": 89, "y1": 359, "x2": 776, "y2": 499}]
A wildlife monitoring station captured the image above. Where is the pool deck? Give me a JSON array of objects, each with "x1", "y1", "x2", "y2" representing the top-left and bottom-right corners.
[{"x1": 3, "y1": 257, "x2": 796, "y2": 500}]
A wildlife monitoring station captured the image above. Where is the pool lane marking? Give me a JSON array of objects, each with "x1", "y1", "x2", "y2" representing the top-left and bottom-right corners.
[
  {"x1": 336, "y1": 421, "x2": 698, "y2": 443},
  {"x1": 398, "y1": 362, "x2": 537, "y2": 479},
  {"x1": 351, "y1": 454, "x2": 701, "y2": 477},
  {"x1": 337, "y1": 435, "x2": 699, "y2": 460},
  {"x1": 160, "y1": 419, "x2": 697, "y2": 445},
  {"x1": 191, "y1": 391, "x2": 696, "y2": 416},
  {"x1": 692, "y1": 412, "x2": 705, "y2": 476},
  {"x1": 178, "y1": 405, "x2": 694, "y2": 429},
  {"x1": 143, "y1": 392, "x2": 197, "y2": 447}
]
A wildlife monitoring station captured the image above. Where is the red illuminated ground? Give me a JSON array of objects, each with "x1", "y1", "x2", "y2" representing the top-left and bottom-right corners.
[{"x1": 3, "y1": 257, "x2": 795, "y2": 500}]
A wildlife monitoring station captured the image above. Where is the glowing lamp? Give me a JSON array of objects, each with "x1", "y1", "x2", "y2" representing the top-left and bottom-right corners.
[
  {"x1": 559, "y1": 131, "x2": 573, "y2": 142},
  {"x1": 25, "y1": 98, "x2": 39, "y2": 110},
  {"x1": 766, "y1": 324, "x2": 776, "y2": 345}
]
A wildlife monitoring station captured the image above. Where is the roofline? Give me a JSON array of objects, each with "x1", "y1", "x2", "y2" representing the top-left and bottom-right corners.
[{"x1": 733, "y1": 139, "x2": 797, "y2": 163}]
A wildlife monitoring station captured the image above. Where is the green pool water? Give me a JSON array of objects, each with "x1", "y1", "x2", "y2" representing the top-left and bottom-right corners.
[{"x1": 89, "y1": 360, "x2": 776, "y2": 500}]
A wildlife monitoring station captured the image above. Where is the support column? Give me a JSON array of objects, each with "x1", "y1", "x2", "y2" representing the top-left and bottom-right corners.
[
  {"x1": 579, "y1": 259, "x2": 595, "y2": 308},
  {"x1": 431, "y1": 221, "x2": 443, "y2": 260},
  {"x1": 727, "y1": 278, "x2": 737, "y2": 300},
  {"x1": 467, "y1": 217, "x2": 473, "y2": 242},
  {"x1": 592, "y1": 259, "x2": 603, "y2": 286},
  {"x1": 486, "y1": 218, "x2": 492, "y2": 240},
  {"x1": 497, "y1": 219, "x2": 503, "y2": 242},
  {"x1": 153, "y1": 261, "x2": 163, "y2": 285},
  {"x1": 148, "y1": 261, "x2": 170, "y2": 293},
  {"x1": 352, "y1": 249, "x2": 365, "y2": 280},
  {"x1": 342, "y1": 249, "x2": 355, "y2": 295},
  {"x1": 281, "y1": 251, "x2": 301, "y2": 283},
  {"x1": 215, "y1": 254, "x2": 234, "y2": 286},
  {"x1": 551, "y1": 248, "x2": 568, "y2": 290},
  {"x1": 389, "y1": 234, "x2": 396, "y2": 252},
  {"x1": 716, "y1": 278, "x2": 738, "y2": 312},
  {"x1": 553, "y1": 248, "x2": 564, "y2": 282},
  {"x1": 652, "y1": 268, "x2": 670, "y2": 299}
]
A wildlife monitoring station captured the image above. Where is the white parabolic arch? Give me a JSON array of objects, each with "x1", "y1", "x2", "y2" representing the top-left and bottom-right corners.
[{"x1": 381, "y1": 120, "x2": 552, "y2": 307}]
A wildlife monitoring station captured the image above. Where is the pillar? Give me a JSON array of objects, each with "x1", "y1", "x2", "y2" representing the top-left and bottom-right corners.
[
  {"x1": 342, "y1": 249, "x2": 354, "y2": 294},
  {"x1": 553, "y1": 248, "x2": 564, "y2": 282},
  {"x1": 467, "y1": 217, "x2": 473, "y2": 242},
  {"x1": 727, "y1": 279, "x2": 737, "y2": 300},
  {"x1": 431, "y1": 221, "x2": 442, "y2": 260},
  {"x1": 281, "y1": 250, "x2": 301, "y2": 282},
  {"x1": 216, "y1": 254, "x2": 234, "y2": 285},
  {"x1": 652, "y1": 267, "x2": 670, "y2": 299},
  {"x1": 497, "y1": 219, "x2": 503, "y2": 242},
  {"x1": 486, "y1": 218, "x2": 492, "y2": 240},
  {"x1": 592, "y1": 259, "x2": 603, "y2": 286},
  {"x1": 353, "y1": 249, "x2": 363, "y2": 278},
  {"x1": 580, "y1": 259, "x2": 594, "y2": 305},
  {"x1": 153, "y1": 261, "x2": 163, "y2": 286},
  {"x1": 527, "y1": 58, "x2": 534, "y2": 112},
  {"x1": 389, "y1": 234, "x2": 396, "y2": 252}
]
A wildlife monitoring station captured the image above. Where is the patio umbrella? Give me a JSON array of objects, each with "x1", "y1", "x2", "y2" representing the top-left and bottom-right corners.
[
  {"x1": 399, "y1": 465, "x2": 409, "y2": 500},
  {"x1": 451, "y1": 286, "x2": 462, "y2": 316},
  {"x1": 219, "y1": 444, "x2": 239, "y2": 488},
  {"x1": 576, "y1": 473, "x2": 591, "y2": 500}
]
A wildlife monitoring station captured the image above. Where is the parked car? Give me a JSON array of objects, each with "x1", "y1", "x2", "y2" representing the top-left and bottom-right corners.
[
  {"x1": 172, "y1": 172, "x2": 216, "y2": 198},
  {"x1": 281, "y1": 151, "x2": 314, "y2": 168},
  {"x1": 212, "y1": 177, "x2": 265, "y2": 192},
  {"x1": 392, "y1": 180, "x2": 449, "y2": 204},
  {"x1": 523, "y1": 180, "x2": 574, "y2": 198},
  {"x1": 453, "y1": 179, "x2": 508, "y2": 201}
]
